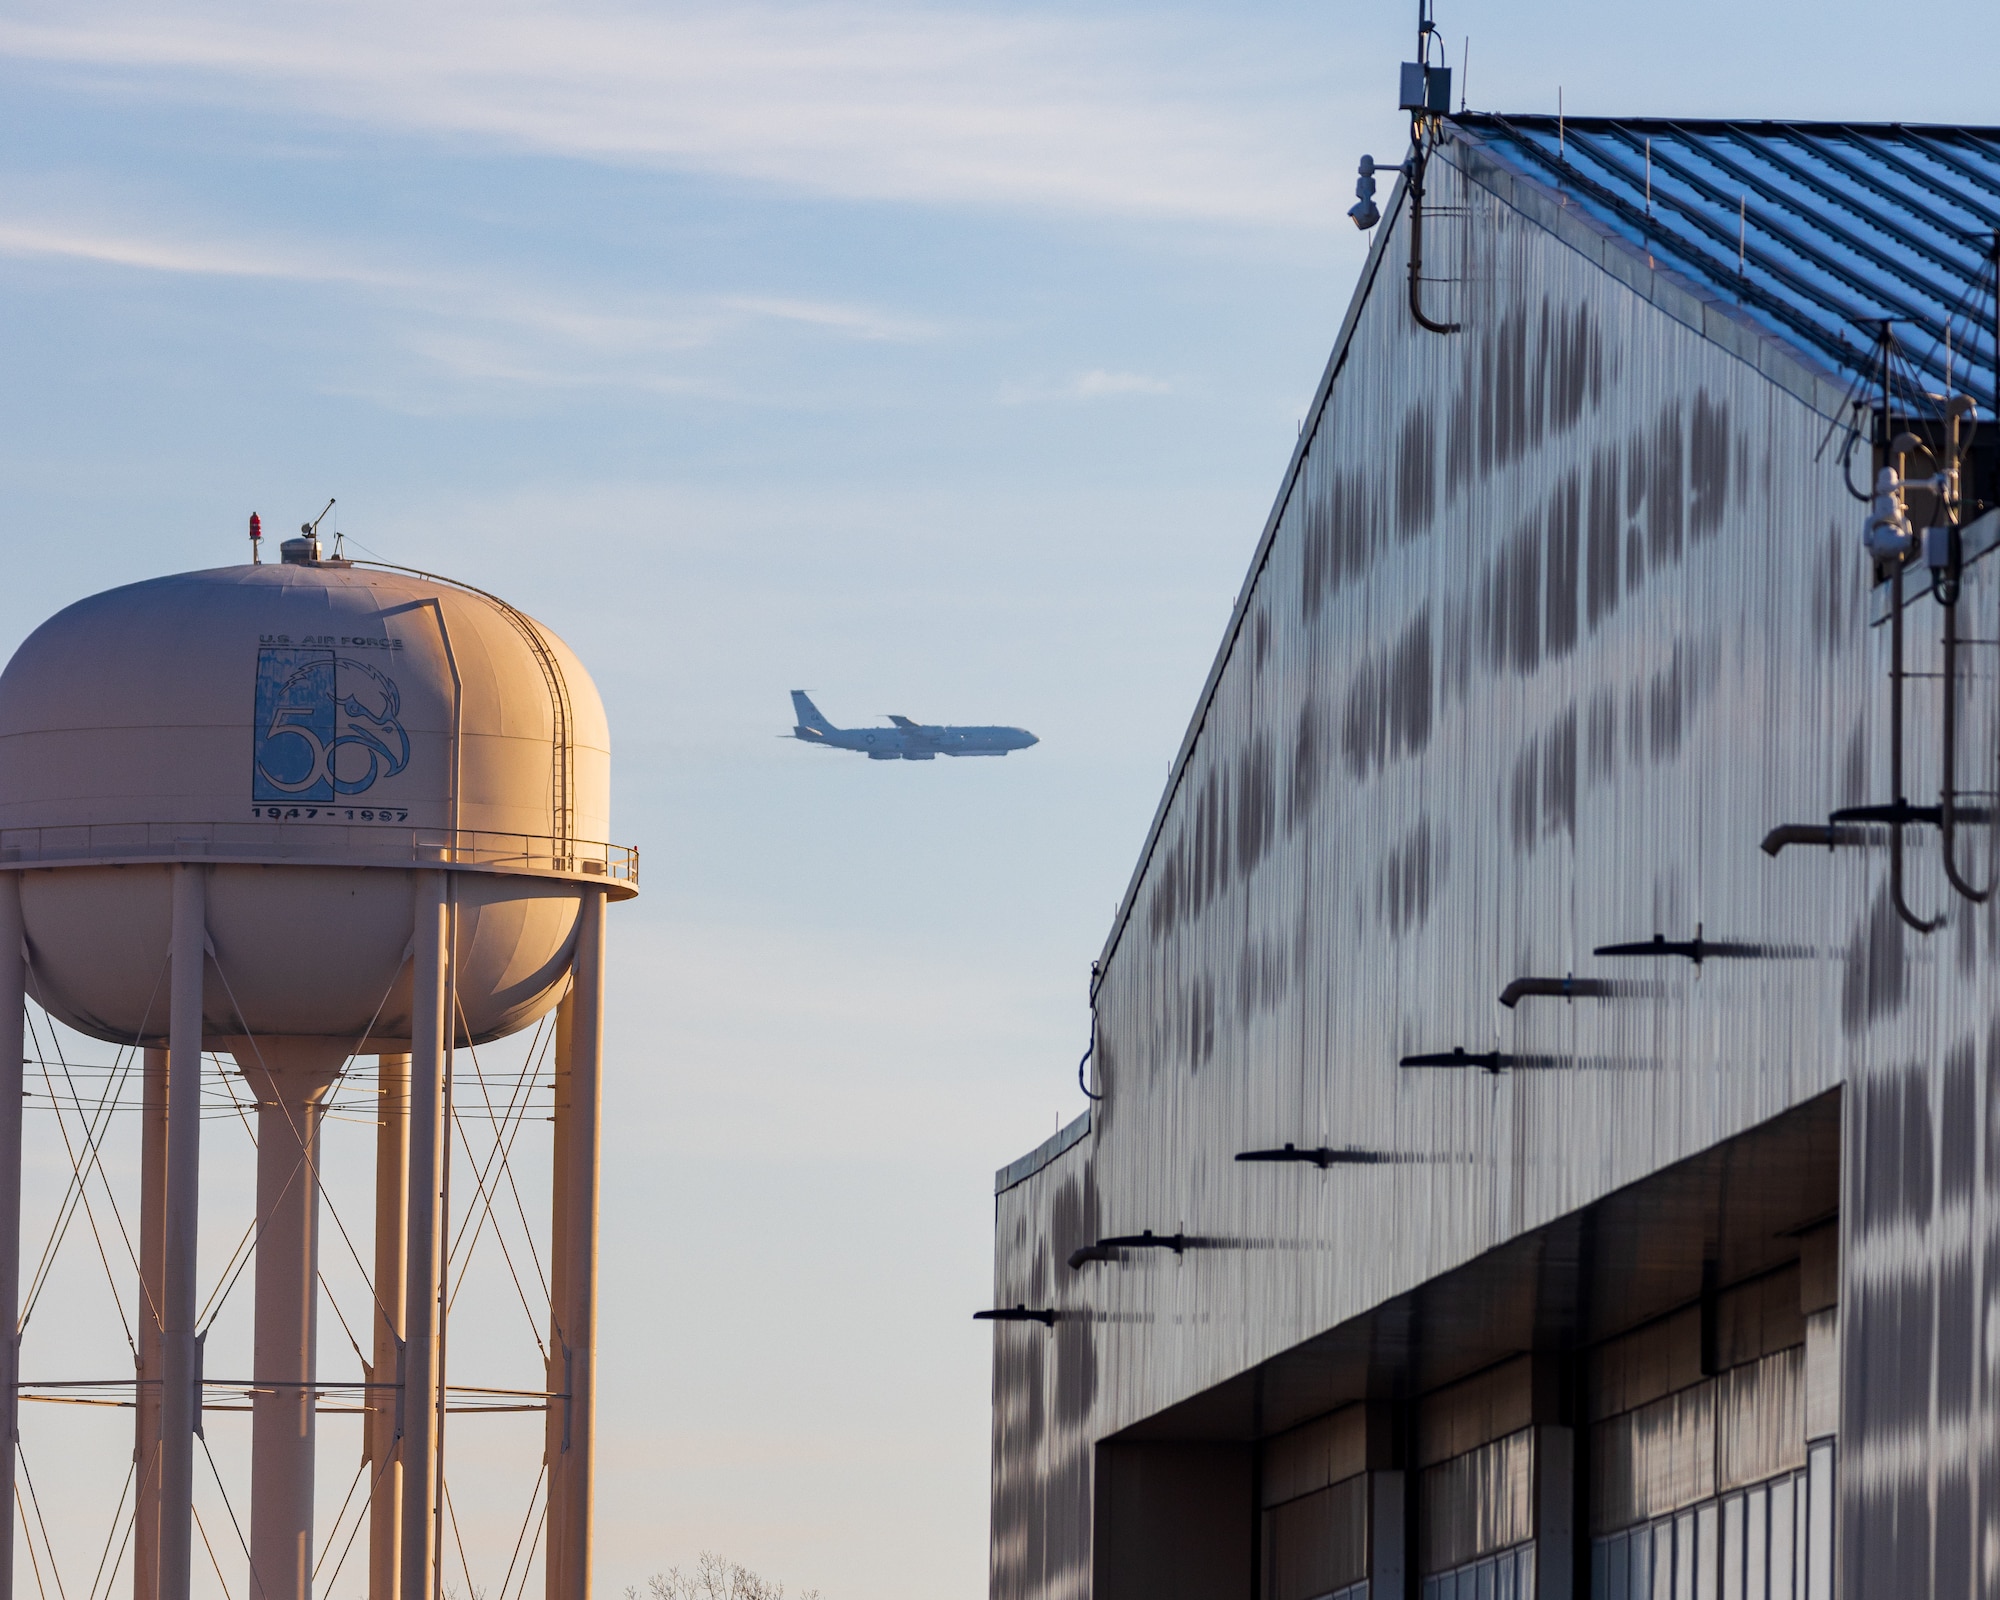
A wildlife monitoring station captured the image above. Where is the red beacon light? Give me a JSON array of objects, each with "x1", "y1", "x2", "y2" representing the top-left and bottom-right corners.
[{"x1": 249, "y1": 511, "x2": 263, "y2": 564}]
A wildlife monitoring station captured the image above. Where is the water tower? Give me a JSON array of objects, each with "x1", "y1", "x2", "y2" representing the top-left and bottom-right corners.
[{"x1": 0, "y1": 523, "x2": 635, "y2": 1600}]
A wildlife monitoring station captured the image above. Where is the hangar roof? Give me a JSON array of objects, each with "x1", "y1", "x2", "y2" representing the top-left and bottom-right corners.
[{"x1": 1456, "y1": 115, "x2": 2000, "y2": 413}]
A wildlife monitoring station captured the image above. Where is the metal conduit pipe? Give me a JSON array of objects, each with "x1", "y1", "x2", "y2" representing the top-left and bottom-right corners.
[
  {"x1": 1935, "y1": 394, "x2": 1994, "y2": 903},
  {"x1": 1939, "y1": 539, "x2": 1996, "y2": 903},
  {"x1": 1876, "y1": 332, "x2": 1945, "y2": 934},
  {"x1": 1885, "y1": 555, "x2": 1941, "y2": 931},
  {"x1": 1406, "y1": 145, "x2": 1460, "y2": 336}
]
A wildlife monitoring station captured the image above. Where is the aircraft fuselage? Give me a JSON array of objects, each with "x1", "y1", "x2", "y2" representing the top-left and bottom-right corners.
[{"x1": 789, "y1": 691, "x2": 1037, "y2": 760}]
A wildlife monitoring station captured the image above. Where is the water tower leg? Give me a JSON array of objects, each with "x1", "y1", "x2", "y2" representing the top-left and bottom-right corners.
[
  {"x1": 400, "y1": 875, "x2": 450, "y2": 1600},
  {"x1": 548, "y1": 888, "x2": 605, "y2": 1600},
  {"x1": 238, "y1": 1042, "x2": 345, "y2": 1600},
  {"x1": 543, "y1": 997, "x2": 572, "y2": 1592},
  {"x1": 133, "y1": 1047, "x2": 168, "y2": 1600},
  {"x1": 0, "y1": 875, "x2": 25, "y2": 1600},
  {"x1": 369, "y1": 1053, "x2": 409, "y2": 1600},
  {"x1": 158, "y1": 864, "x2": 207, "y2": 1600}
]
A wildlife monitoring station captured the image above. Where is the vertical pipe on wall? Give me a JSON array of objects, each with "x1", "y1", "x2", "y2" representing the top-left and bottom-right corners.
[
  {"x1": 370, "y1": 1054, "x2": 410, "y2": 1600},
  {"x1": 400, "y1": 873, "x2": 449, "y2": 1600},
  {"x1": 0, "y1": 874, "x2": 24, "y2": 1600},
  {"x1": 549, "y1": 889, "x2": 606, "y2": 1600},
  {"x1": 134, "y1": 1046, "x2": 169, "y2": 1600},
  {"x1": 159, "y1": 864, "x2": 207, "y2": 1600}
]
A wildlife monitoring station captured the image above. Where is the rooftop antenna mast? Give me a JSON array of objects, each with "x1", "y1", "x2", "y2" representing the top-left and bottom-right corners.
[
  {"x1": 1403, "y1": 0, "x2": 1459, "y2": 334},
  {"x1": 1344, "y1": 0, "x2": 1459, "y2": 337}
]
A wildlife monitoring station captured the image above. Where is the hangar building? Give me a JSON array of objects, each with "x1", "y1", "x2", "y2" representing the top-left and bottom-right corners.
[{"x1": 986, "y1": 113, "x2": 2000, "y2": 1600}]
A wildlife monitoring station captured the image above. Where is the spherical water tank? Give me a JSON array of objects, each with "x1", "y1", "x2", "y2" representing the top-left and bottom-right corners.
[{"x1": 0, "y1": 557, "x2": 633, "y2": 1049}]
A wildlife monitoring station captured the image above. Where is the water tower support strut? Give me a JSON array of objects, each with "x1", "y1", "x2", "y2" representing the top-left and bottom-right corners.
[
  {"x1": 234, "y1": 1032, "x2": 347, "y2": 1600},
  {"x1": 159, "y1": 865, "x2": 207, "y2": 1600},
  {"x1": 0, "y1": 874, "x2": 26, "y2": 1600},
  {"x1": 547, "y1": 887, "x2": 605, "y2": 1600},
  {"x1": 134, "y1": 1047, "x2": 168, "y2": 1600},
  {"x1": 400, "y1": 873, "x2": 450, "y2": 1600},
  {"x1": 370, "y1": 1053, "x2": 410, "y2": 1600}
]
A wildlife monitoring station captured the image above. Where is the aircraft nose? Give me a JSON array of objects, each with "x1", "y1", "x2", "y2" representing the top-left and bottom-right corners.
[{"x1": 1022, "y1": 732, "x2": 1039, "y2": 747}]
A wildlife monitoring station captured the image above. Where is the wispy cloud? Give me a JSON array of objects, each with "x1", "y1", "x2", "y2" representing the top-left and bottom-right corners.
[
  {"x1": 0, "y1": 209, "x2": 936, "y2": 398},
  {"x1": 996, "y1": 367, "x2": 1178, "y2": 405},
  {"x1": 717, "y1": 295, "x2": 938, "y2": 344},
  {"x1": 0, "y1": 1, "x2": 1343, "y2": 226},
  {"x1": 0, "y1": 218, "x2": 388, "y2": 283},
  {"x1": 1071, "y1": 368, "x2": 1174, "y2": 397}
]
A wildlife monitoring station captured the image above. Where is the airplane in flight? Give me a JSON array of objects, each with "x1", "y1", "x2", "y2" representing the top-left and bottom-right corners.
[{"x1": 789, "y1": 691, "x2": 1038, "y2": 760}]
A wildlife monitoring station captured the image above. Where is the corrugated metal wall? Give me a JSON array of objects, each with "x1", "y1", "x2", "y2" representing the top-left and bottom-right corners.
[
  {"x1": 991, "y1": 125, "x2": 2000, "y2": 1598},
  {"x1": 992, "y1": 1137, "x2": 1098, "y2": 1600}
]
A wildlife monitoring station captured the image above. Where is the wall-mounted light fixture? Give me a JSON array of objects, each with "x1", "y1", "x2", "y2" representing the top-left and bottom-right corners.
[
  {"x1": 1828, "y1": 801, "x2": 1945, "y2": 827},
  {"x1": 1594, "y1": 925, "x2": 1794, "y2": 964},
  {"x1": 1236, "y1": 1143, "x2": 1403, "y2": 1167},
  {"x1": 1595, "y1": 929, "x2": 1709, "y2": 963},
  {"x1": 973, "y1": 1305, "x2": 1057, "y2": 1326},
  {"x1": 1400, "y1": 1047, "x2": 1513, "y2": 1073},
  {"x1": 1498, "y1": 975, "x2": 1613, "y2": 1008},
  {"x1": 1068, "y1": 1230, "x2": 1188, "y2": 1270},
  {"x1": 1760, "y1": 823, "x2": 1878, "y2": 856}
]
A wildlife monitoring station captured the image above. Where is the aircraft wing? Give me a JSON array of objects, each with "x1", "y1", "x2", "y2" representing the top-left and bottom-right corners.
[{"x1": 887, "y1": 715, "x2": 921, "y2": 730}]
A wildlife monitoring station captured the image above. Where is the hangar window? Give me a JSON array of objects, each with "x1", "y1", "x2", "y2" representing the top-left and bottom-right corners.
[
  {"x1": 1589, "y1": 1444, "x2": 1833, "y2": 1600},
  {"x1": 1262, "y1": 1475, "x2": 1367, "y2": 1600},
  {"x1": 1420, "y1": 1541, "x2": 1535, "y2": 1600}
]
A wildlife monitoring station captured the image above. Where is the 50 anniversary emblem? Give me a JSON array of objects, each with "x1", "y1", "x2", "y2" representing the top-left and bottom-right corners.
[{"x1": 252, "y1": 647, "x2": 411, "y2": 802}]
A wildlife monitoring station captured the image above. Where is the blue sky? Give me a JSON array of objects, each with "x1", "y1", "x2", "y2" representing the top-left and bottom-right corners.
[{"x1": 4, "y1": 2, "x2": 1999, "y2": 1596}]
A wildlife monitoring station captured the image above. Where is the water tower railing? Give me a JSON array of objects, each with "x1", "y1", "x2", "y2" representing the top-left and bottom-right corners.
[{"x1": 0, "y1": 821, "x2": 638, "y2": 888}]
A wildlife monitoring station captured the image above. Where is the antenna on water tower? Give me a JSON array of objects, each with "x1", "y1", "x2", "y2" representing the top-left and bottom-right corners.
[{"x1": 285, "y1": 498, "x2": 337, "y2": 564}]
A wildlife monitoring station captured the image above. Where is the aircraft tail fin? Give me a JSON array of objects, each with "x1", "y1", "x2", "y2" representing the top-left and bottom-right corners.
[{"x1": 791, "y1": 690, "x2": 835, "y2": 733}]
